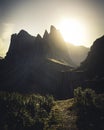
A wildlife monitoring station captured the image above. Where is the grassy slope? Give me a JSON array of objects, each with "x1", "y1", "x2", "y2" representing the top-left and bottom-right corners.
[{"x1": 52, "y1": 98, "x2": 78, "y2": 130}]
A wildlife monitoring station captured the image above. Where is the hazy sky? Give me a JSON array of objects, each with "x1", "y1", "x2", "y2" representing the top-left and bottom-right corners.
[{"x1": 0, "y1": 0, "x2": 104, "y2": 56}]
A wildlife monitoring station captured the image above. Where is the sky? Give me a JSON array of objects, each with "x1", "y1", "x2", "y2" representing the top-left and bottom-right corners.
[{"x1": 0, "y1": 0, "x2": 104, "y2": 56}]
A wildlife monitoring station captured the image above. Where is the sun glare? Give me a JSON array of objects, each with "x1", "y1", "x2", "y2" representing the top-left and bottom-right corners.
[{"x1": 58, "y1": 18, "x2": 86, "y2": 46}]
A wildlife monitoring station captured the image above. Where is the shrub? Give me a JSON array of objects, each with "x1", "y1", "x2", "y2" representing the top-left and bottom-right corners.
[
  {"x1": 0, "y1": 92, "x2": 55, "y2": 130},
  {"x1": 74, "y1": 87, "x2": 104, "y2": 130}
]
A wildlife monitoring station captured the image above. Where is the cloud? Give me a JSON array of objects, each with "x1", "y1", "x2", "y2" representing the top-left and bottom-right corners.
[
  {"x1": 2, "y1": 23, "x2": 14, "y2": 39},
  {"x1": 0, "y1": 23, "x2": 14, "y2": 57},
  {"x1": 0, "y1": 38, "x2": 5, "y2": 57}
]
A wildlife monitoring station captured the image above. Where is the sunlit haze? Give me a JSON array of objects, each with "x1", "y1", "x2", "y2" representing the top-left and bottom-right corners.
[
  {"x1": 57, "y1": 18, "x2": 87, "y2": 46},
  {"x1": 0, "y1": 0, "x2": 104, "y2": 56}
]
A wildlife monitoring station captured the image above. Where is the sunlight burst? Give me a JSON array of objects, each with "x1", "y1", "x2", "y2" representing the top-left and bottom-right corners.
[{"x1": 58, "y1": 18, "x2": 87, "y2": 46}]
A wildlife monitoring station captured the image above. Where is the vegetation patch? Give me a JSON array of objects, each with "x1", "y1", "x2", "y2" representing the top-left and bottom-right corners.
[
  {"x1": 74, "y1": 87, "x2": 104, "y2": 130},
  {"x1": 0, "y1": 92, "x2": 56, "y2": 130},
  {"x1": 0, "y1": 88, "x2": 104, "y2": 130}
]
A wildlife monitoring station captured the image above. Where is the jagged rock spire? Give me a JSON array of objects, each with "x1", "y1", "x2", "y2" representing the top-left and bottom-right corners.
[
  {"x1": 43, "y1": 30, "x2": 49, "y2": 39},
  {"x1": 36, "y1": 34, "x2": 42, "y2": 40},
  {"x1": 50, "y1": 25, "x2": 56, "y2": 34}
]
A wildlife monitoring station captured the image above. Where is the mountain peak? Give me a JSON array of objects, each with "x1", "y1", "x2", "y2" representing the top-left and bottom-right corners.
[
  {"x1": 50, "y1": 25, "x2": 56, "y2": 34},
  {"x1": 43, "y1": 30, "x2": 49, "y2": 39},
  {"x1": 94, "y1": 35, "x2": 104, "y2": 43},
  {"x1": 15, "y1": 29, "x2": 35, "y2": 43},
  {"x1": 90, "y1": 35, "x2": 104, "y2": 51},
  {"x1": 36, "y1": 34, "x2": 42, "y2": 39},
  {"x1": 18, "y1": 30, "x2": 29, "y2": 36}
]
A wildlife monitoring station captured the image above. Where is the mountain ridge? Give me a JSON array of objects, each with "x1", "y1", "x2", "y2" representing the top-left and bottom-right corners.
[
  {"x1": 0, "y1": 25, "x2": 103, "y2": 98},
  {"x1": 0, "y1": 25, "x2": 76, "y2": 99}
]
